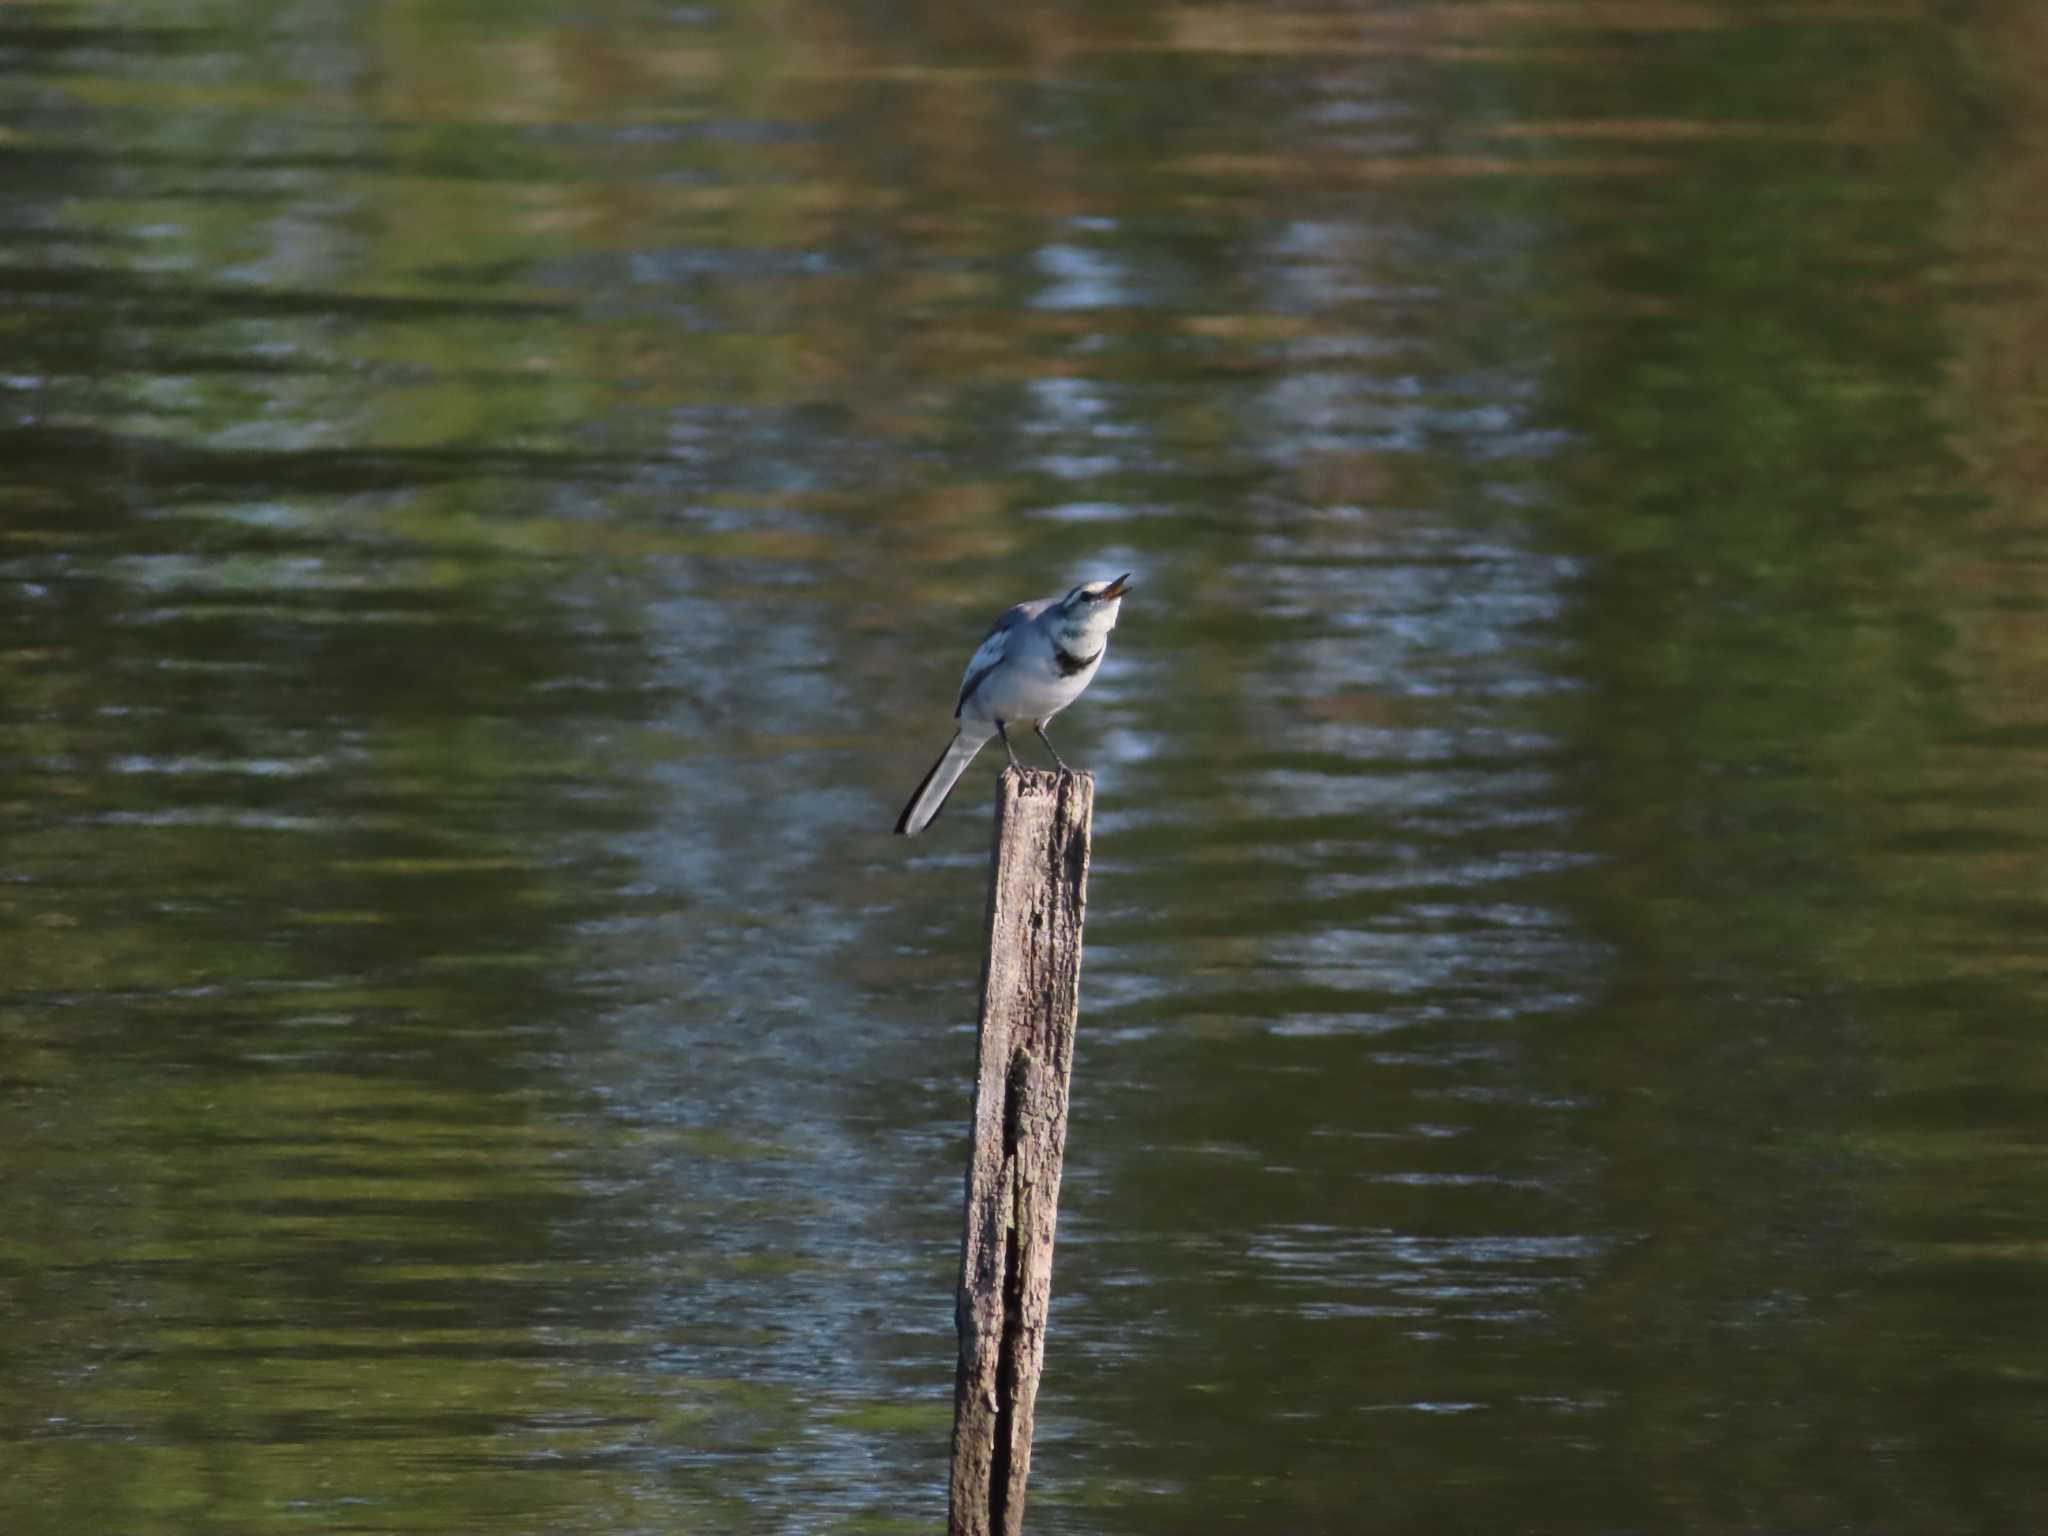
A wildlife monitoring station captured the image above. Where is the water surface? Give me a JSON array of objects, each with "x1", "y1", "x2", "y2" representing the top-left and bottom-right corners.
[{"x1": 6, "y1": 1, "x2": 2048, "y2": 1532}]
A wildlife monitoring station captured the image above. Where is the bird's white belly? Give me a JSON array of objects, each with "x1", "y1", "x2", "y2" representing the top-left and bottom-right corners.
[{"x1": 967, "y1": 656, "x2": 1097, "y2": 724}]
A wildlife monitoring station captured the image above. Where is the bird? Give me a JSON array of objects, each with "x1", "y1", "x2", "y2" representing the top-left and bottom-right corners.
[{"x1": 894, "y1": 574, "x2": 1130, "y2": 836}]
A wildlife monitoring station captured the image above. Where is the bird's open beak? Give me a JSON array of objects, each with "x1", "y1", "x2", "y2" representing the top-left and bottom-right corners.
[{"x1": 1103, "y1": 573, "x2": 1132, "y2": 599}]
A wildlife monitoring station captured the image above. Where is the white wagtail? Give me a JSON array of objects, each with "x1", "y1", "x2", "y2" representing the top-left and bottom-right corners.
[{"x1": 894, "y1": 574, "x2": 1130, "y2": 836}]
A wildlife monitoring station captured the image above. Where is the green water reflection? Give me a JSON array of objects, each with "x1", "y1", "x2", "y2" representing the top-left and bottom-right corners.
[{"x1": 5, "y1": 1, "x2": 2047, "y2": 1532}]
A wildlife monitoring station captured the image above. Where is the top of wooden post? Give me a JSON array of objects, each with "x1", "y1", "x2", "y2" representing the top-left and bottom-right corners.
[{"x1": 986, "y1": 766, "x2": 1093, "y2": 884}]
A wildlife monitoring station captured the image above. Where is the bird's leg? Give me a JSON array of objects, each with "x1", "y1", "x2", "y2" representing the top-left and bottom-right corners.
[
  {"x1": 1033, "y1": 721, "x2": 1072, "y2": 774},
  {"x1": 995, "y1": 720, "x2": 1021, "y2": 768}
]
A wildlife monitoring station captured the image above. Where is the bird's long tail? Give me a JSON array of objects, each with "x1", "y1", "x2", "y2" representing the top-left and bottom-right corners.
[{"x1": 894, "y1": 729, "x2": 989, "y2": 836}]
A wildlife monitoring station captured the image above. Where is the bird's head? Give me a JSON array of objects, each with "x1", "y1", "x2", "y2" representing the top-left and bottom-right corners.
[{"x1": 1057, "y1": 573, "x2": 1130, "y2": 643}]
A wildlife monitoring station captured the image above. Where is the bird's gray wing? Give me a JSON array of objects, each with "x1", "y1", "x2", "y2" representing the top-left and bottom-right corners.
[{"x1": 954, "y1": 599, "x2": 1051, "y2": 717}]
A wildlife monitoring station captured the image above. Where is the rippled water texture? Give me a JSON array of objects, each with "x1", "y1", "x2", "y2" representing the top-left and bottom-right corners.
[{"x1": 6, "y1": 1, "x2": 2048, "y2": 1532}]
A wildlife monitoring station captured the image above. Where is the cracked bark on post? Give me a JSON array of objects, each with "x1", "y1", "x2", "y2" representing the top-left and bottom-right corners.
[{"x1": 949, "y1": 767, "x2": 1093, "y2": 1536}]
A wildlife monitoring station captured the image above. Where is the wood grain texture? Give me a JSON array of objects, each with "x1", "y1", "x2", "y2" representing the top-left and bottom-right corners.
[{"x1": 949, "y1": 767, "x2": 1094, "y2": 1536}]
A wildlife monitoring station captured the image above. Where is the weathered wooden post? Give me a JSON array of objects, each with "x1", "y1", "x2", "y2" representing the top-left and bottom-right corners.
[{"x1": 949, "y1": 766, "x2": 1094, "y2": 1536}]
